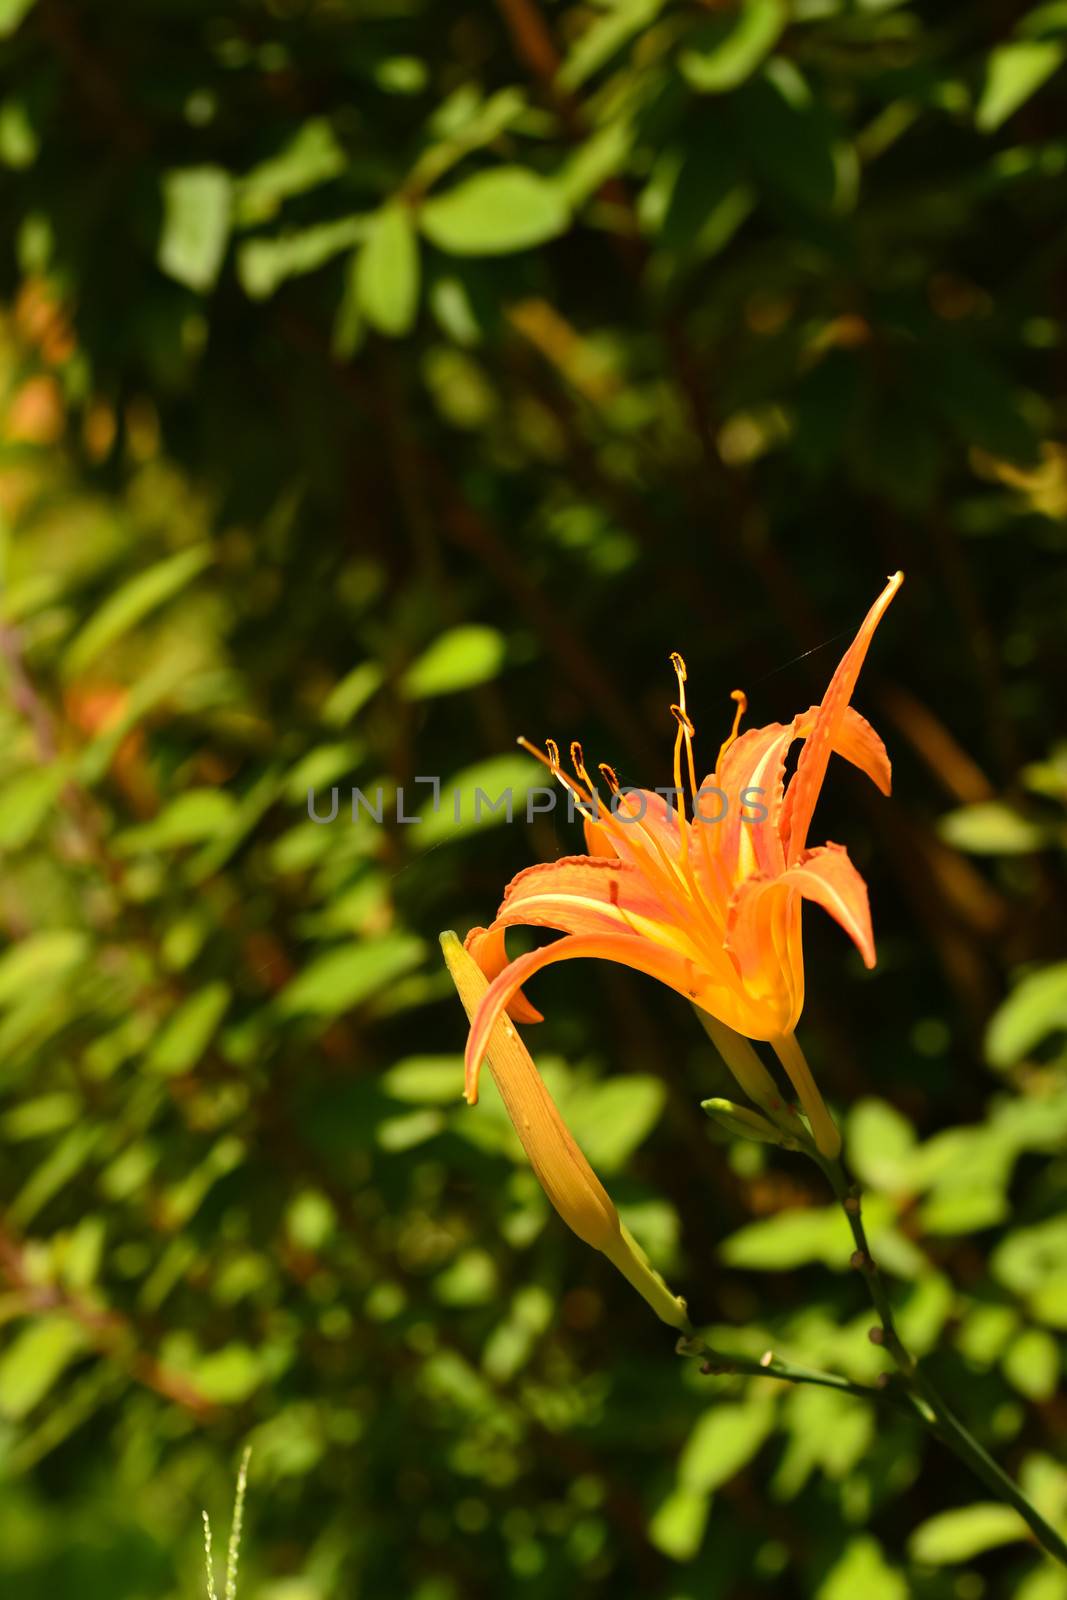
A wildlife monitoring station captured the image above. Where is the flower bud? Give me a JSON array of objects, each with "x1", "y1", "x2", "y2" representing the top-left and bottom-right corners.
[
  {"x1": 442, "y1": 931, "x2": 690, "y2": 1333},
  {"x1": 701, "y1": 1097, "x2": 798, "y2": 1148}
]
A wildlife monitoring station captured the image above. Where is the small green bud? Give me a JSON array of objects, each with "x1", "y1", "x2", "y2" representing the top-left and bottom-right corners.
[{"x1": 701, "y1": 1097, "x2": 797, "y2": 1148}]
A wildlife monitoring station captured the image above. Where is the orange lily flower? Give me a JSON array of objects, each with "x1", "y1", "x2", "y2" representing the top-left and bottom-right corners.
[{"x1": 462, "y1": 573, "x2": 903, "y2": 1157}]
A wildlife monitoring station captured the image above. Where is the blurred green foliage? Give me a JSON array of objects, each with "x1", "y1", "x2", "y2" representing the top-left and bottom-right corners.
[{"x1": 0, "y1": 0, "x2": 1066, "y2": 1595}]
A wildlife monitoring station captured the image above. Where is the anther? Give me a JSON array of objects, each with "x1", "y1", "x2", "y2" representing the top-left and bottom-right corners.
[
  {"x1": 570, "y1": 740, "x2": 588, "y2": 781},
  {"x1": 598, "y1": 762, "x2": 620, "y2": 794},
  {"x1": 545, "y1": 738, "x2": 560, "y2": 770},
  {"x1": 670, "y1": 704, "x2": 695, "y2": 737},
  {"x1": 670, "y1": 651, "x2": 687, "y2": 683}
]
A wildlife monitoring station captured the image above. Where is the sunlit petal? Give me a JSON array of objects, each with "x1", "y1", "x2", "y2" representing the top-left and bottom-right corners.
[
  {"x1": 784, "y1": 571, "x2": 903, "y2": 863},
  {"x1": 464, "y1": 931, "x2": 703, "y2": 1103}
]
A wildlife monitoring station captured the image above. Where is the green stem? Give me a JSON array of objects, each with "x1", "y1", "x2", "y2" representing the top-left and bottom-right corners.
[
  {"x1": 677, "y1": 1336, "x2": 918, "y2": 1417},
  {"x1": 819, "y1": 1156, "x2": 1067, "y2": 1567}
]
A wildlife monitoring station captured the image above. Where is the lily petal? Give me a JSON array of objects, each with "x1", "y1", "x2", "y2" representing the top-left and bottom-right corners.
[
  {"x1": 496, "y1": 854, "x2": 677, "y2": 936},
  {"x1": 464, "y1": 931, "x2": 703, "y2": 1103},
  {"x1": 464, "y1": 924, "x2": 543, "y2": 1024},
  {"x1": 584, "y1": 788, "x2": 684, "y2": 875},
  {"x1": 784, "y1": 572, "x2": 903, "y2": 863},
  {"x1": 728, "y1": 840, "x2": 875, "y2": 978},
  {"x1": 796, "y1": 704, "x2": 892, "y2": 798},
  {"x1": 701, "y1": 703, "x2": 891, "y2": 892}
]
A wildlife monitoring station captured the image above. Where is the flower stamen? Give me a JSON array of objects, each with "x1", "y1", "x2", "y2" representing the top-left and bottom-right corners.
[{"x1": 717, "y1": 689, "x2": 748, "y2": 772}]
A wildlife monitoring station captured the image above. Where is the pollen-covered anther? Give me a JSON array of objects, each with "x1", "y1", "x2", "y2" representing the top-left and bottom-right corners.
[
  {"x1": 545, "y1": 737, "x2": 561, "y2": 771},
  {"x1": 670, "y1": 704, "x2": 695, "y2": 738},
  {"x1": 670, "y1": 650, "x2": 687, "y2": 684},
  {"x1": 717, "y1": 690, "x2": 748, "y2": 767},
  {"x1": 598, "y1": 762, "x2": 620, "y2": 794},
  {"x1": 570, "y1": 741, "x2": 590, "y2": 784}
]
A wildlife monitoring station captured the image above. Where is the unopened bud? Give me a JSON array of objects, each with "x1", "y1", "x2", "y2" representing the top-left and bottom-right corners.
[
  {"x1": 701, "y1": 1096, "x2": 796, "y2": 1148},
  {"x1": 442, "y1": 932, "x2": 691, "y2": 1333}
]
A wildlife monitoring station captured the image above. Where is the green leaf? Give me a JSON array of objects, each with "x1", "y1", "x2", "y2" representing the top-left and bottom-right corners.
[
  {"x1": 0, "y1": 765, "x2": 66, "y2": 851},
  {"x1": 115, "y1": 790, "x2": 238, "y2": 854},
  {"x1": 0, "y1": 0, "x2": 37, "y2": 37},
  {"x1": 236, "y1": 118, "x2": 347, "y2": 223},
  {"x1": 413, "y1": 754, "x2": 538, "y2": 849},
  {"x1": 993, "y1": 1217, "x2": 1067, "y2": 1298},
  {"x1": 817, "y1": 1536, "x2": 908, "y2": 1600},
  {"x1": 192, "y1": 1344, "x2": 269, "y2": 1404},
  {"x1": 678, "y1": 1398, "x2": 775, "y2": 1493},
  {"x1": 908, "y1": 1503, "x2": 1030, "y2": 1564},
  {"x1": 149, "y1": 984, "x2": 231, "y2": 1076},
  {"x1": 558, "y1": 0, "x2": 664, "y2": 91},
  {"x1": 321, "y1": 662, "x2": 385, "y2": 726},
  {"x1": 434, "y1": 1249, "x2": 498, "y2": 1307},
  {"x1": 285, "y1": 742, "x2": 364, "y2": 804},
  {"x1": 357, "y1": 206, "x2": 420, "y2": 336},
  {"x1": 847, "y1": 1098, "x2": 917, "y2": 1192},
  {"x1": 648, "y1": 1486, "x2": 710, "y2": 1561},
  {"x1": 377, "y1": 1109, "x2": 446, "y2": 1150},
  {"x1": 1030, "y1": 1277, "x2": 1067, "y2": 1330},
  {"x1": 1, "y1": 1092, "x2": 80, "y2": 1140},
  {"x1": 977, "y1": 41, "x2": 1065, "y2": 133},
  {"x1": 1015, "y1": 1566, "x2": 1067, "y2": 1600},
  {"x1": 0, "y1": 96, "x2": 38, "y2": 169},
  {"x1": 557, "y1": 119, "x2": 635, "y2": 208},
  {"x1": 383, "y1": 1055, "x2": 464, "y2": 1104},
  {"x1": 920, "y1": 1185, "x2": 1008, "y2": 1235},
  {"x1": 896, "y1": 1273, "x2": 954, "y2": 1354},
  {"x1": 277, "y1": 935, "x2": 425, "y2": 1018},
  {"x1": 564, "y1": 1077, "x2": 666, "y2": 1173},
  {"x1": 719, "y1": 1205, "x2": 855, "y2": 1270},
  {"x1": 986, "y1": 962, "x2": 1067, "y2": 1067},
  {"x1": 11, "y1": 1125, "x2": 101, "y2": 1227},
  {"x1": 1002, "y1": 1326, "x2": 1060, "y2": 1400},
  {"x1": 401, "y1": 625, "x2": 505, "y2": 698},
  {"x1": 0, "y1": 930, "x2": 88, "y2": 1006},
  {"x1": 957, "y1": 1302, "x2": 1019, "y2": 1366},
  {"x1": 680, "y1": 0, "x2": 785, "y2": 94},
  {"x1": 158, "y1": 167, "x2": 232, "y2": 292},
  {"x1": 773, "y1": 1385, "x2": 875, "y2": 1499},
  {"x1": 287, "y1": 1189, "x2": 336, "y2": 1251},
  {"x1": 421, "y1": 168, "x2": 570, "y2": 256},
  {"x1": 939, "y1": 801, "x2": 1050, "y2": 855},
  {"x1": 63, "y1": 546, "x2": 212, "y2": 676},
  {"x1": 0, "y1": 1317, "x2": 89, "y2": 1420},
  {"x1": 237, "y1": 215, "x2": 372, "y2": 300}
]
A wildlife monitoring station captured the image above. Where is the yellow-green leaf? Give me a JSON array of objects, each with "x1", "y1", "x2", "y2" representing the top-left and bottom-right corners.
[
  {"x1": 63, "y1": 546, "x2": 212, "y2": 676},
  {"x1": 357, "y1": 206, "x2": 420, "y2": 336},
  {"x1": 421, "y1": 168, "x2": 569, "y2": 256},
  {"x1": 158, "y1": 168, "x2": 232, "y2": 292}
]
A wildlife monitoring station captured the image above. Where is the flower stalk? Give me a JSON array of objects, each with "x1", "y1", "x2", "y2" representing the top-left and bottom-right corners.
[{"x1": 815, "y1": 1155, "x2": 1067, "y2": 1567}]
